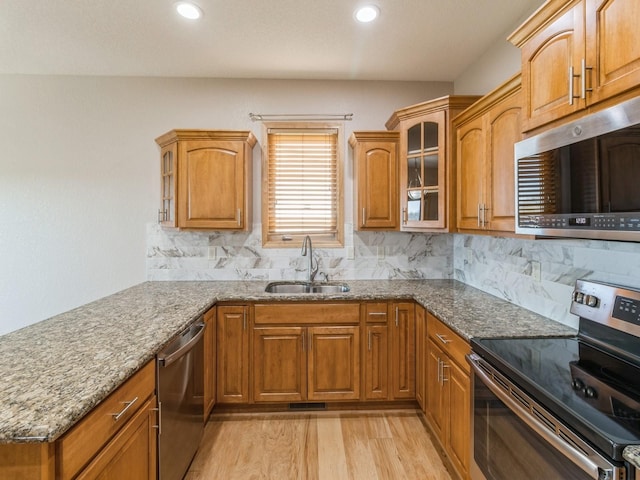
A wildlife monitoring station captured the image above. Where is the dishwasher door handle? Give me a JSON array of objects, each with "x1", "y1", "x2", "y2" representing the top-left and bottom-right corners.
[{"x1": 158, "y1": 322, "x2": 205, "y2": 367}]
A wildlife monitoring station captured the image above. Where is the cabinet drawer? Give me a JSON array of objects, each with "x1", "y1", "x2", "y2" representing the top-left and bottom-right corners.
[
  {"x1": 254, "y1": 303, "x2": 360, "y2": 325},
  {"x1": 364, "y1": 302, "x2": 388, "y2": 323},
  {"x1": 427, "y1": 314, "x2": 470, "y2": 373},
  {"x1": 57, "y1": 360, "x2": 155, "y2": 480}
]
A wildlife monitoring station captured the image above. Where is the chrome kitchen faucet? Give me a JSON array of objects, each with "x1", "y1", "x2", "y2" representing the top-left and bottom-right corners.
[{"x1": 301, "y1": 235, "x2": 318, "y2": 282}]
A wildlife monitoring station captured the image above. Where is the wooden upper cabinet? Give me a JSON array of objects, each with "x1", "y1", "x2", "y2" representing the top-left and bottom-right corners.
[
  {"x1": 586, "y1": 0, "x2": 640, "y2": 104},
  {"x1": 386, "y1": 96, "x2": 479, "y2": 233},
  {"x1": 349, "y1": 131, "x2": 399, "y2": 230},
  {"x1": 510, "y1": 0, "x2": 640, "y2": 132},
  {"x1": 155, "y1": 130, "x2": 256, "y2": 230},
  {"x1": 455, "y1": 74, "x2": 522, "y2": 234}
]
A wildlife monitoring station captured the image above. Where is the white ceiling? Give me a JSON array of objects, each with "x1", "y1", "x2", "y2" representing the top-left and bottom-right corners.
[{"x1": 0, "y1": 0, "x2": 541, "y2": 81}]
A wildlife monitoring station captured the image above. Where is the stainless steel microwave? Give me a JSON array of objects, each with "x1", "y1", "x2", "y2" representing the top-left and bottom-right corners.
[{"x1": 515, "y1": 95, "x2": 640, "y2": 241}]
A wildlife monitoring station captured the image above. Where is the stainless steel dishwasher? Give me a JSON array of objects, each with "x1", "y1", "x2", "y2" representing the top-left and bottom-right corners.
[{"x1": 157, "y1": 318, "x2": 205, "y2": 480}]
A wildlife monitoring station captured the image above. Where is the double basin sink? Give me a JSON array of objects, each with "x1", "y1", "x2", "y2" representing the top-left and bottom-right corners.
[{"x1": 265, "y1": 281, "x2": 350, "y2": 294}]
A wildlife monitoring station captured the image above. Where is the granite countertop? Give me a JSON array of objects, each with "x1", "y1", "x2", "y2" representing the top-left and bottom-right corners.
[
  {"x1": 624, "y1": 446, "x2": 640, "y2": 472},
  {"x1": 0, "y1": 279, "x2": 576, "y2": 445}
]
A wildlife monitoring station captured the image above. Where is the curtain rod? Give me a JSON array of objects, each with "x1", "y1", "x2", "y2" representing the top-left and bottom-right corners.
[{"x1": 249, "y1": 113, "x2": 353, "y2": 122}]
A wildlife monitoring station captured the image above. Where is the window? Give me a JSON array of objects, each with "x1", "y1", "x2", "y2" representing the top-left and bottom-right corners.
[{"x1": 262, "y1": 123, "x2": 344, "y2": 247}]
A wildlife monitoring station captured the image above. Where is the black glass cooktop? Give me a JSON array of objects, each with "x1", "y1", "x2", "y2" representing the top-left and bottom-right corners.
[{"x1": 471, "y1": 336, "x2": 640, "y2": 460}]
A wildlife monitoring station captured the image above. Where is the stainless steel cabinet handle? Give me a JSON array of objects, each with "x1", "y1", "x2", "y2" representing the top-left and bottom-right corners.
[
  {"x1": 362, "y1": 207, "x2": 366, "y2": 227},
  {"x1": 237, "y1": 208, "x2": 242, "y2": 227},
  {"x1": 112, "y1": 396, "x2": 139, "y2": 422},
  {"x1": 581, "y1": 58, "x2": 593, "y2": 99},
  {"x1": 152, "y1": 403, "x2": 161, "y2": 434},
  {"x1": 368, "y1": 331, "x2": 372, "y2": 351},
  {"x1": 569, "y1": 66, "x2": 574, "y2": 105},
  {"x1": 477, "y1": 204, "x2": 481, "y2": 227},
  {"x1": 441, "y1": 363, "x2": 449, "y2": 383},
  {"x1": 437, "y1": 358, "x2": 442, "y2": 385},
  {"x1": 402, "y1": 207, "x2": 407, "y2": 225},
  {"x1": 395, "y1": 307, "x2": 399, "y2": 327},
  {"x1": 569, "y1": 66, "x2": 581, "y2": 105},
  {"x1": 436, "y1": 333, "x2": 451, "y2": 344}
]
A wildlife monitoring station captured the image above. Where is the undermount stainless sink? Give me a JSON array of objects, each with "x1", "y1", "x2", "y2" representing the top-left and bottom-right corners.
[{"x1": 264, "y1": 281, "x2": 350, "y2": 294}]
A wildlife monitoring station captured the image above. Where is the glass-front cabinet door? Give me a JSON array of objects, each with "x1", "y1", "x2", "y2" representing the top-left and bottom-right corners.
[
  {"x1": 404, "y1": 113, "x2": 445, "y2": 228},
  {"x1": 386, "y1": 95, "x2": 479, "y2": 232}
]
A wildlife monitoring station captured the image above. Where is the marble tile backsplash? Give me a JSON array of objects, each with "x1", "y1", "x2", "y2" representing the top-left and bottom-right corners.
[
  {"x1": 454, "y1": 234, "x2": 640, "y2": 329},
  {"x1": 146, "y1": 223, "x2": 454, "y2": 282},
  {"x1": 146, "y1": 223, "x2": 640, "y2": 330}
]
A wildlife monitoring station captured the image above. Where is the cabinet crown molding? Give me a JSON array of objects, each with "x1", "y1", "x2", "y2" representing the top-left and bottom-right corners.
[
  {"x1": 385, "y1": 95, "x2": 481, "y2": 130},
  {"x1": 508, "y1": 0, "x2": 580, "y2": 47},
  {"x1": 453, "y1": 73, "x2": 522, "y2": 127},
  {"x1": 155, "y1": 129, "x2": 257, "y2": 148}
]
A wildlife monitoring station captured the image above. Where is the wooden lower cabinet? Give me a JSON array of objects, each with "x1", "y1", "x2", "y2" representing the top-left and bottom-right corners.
[
  {"x1": 425, "y1": 313, "x2": 471, "y2": 480},
  {"x1": 362, "y1": 302, "x2": 390, "y2": 400},
  {"x1": 252, "y1": 324, "x2": 360, "y2": 402},
  {"x1": 253, "y1": 326, "x2": 306, "y2": 402},
  {"x1": 203, "y1": 306, "x2": 216, "y2": 420},
  {"x1": 391, "y1": 302, "x2": 416, "y2": 399},
  {"x1": 415, "y1": 304, "x2": 426, "y2": 411},
  {"x1": 216, "y1": 305, "x2": 250, "y2": 403},
  {"x1": 308, "y1": 326, "x2": 360, "y2": 401},
  {"x1": 75, "y1": 396, "x2": 157, "y2": 480},
  {"x1": 363, "y1": 324, "x2": 389, "y2": 400}
]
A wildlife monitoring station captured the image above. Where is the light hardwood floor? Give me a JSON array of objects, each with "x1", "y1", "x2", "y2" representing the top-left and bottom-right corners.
[{"x1": 185, "y1": 410, "x2": 452, "y2": 480}]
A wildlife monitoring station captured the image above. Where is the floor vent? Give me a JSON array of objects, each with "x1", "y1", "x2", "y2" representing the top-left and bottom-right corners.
[{"x1": 288, "y1": 402, "x2": 327, "y2": 410}]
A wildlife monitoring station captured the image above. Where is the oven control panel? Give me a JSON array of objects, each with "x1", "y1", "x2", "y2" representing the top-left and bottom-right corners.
[
  {"x1": 571, "y1": 279, "x2": 640, "y2": 340},
  {"x1": 613, "y1": 296, "x2": 640, "y2": 326}
]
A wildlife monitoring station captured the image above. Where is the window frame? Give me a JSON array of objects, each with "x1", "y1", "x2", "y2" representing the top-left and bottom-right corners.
[{"x1": 261, "y1": 121, "x2": 344, "y2": 248}]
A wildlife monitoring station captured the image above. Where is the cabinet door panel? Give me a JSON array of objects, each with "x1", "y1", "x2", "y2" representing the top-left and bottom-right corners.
[
  {"x1": 76, "y1": 397, "x2": 157, "y2": 480},
  {"x1": 364, "y1": 325, "x2": 389, "y2": 400},
  {"x1": 487, "y1": 92, "x2": 521, "y2": 232},
  {"x1": 587, "y1": 0, "x2": 640, "y2": 103},
  {"x1": 308, "y1": 326, "x2": 360, "y2": 401},
  {"x1": 216, "y1": 306, "x2": 249, "y2": 403},
  {"x1": 253, "y1": 327, "x2": 305, "y2": 402},
  {"x1": 456, "y1": 119, "x2": 485, "y2": 230},
  {"x1": 179, "y1": 141, "x2": 244, "y2": 229},
  {"x1": 521, "y1": 2, "x2": 585, "y2": 131},
  {"x1": 203, "y1": 308, "x2": 216, "y2": 421},
  {"x1": 352, "y1": 135, "x2": 399, "y2": 230},
  {"x1": 425, "y1": 338, "x2": 445, "y2": 440},
  {"x1": 447, "y1": 362, "x2": 471, "y2": 479},
  {"x1": 415, "y1": 305, "x2": 426, "y2": 412},
  {"x1": 391, "y1": 303, "x2": 415, "y2": 399}
]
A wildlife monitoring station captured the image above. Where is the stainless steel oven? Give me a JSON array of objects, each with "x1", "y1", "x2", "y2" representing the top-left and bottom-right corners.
[{"x1": 469, "y1": 279, "x2": 640, "y2": 480}]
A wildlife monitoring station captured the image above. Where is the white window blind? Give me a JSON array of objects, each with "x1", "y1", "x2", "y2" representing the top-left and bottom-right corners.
[{"x1": 263, "y1": 126, "x2": 343, "y2": 246}]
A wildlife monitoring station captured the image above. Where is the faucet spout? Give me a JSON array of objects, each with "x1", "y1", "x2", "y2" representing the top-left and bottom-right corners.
[{"x1": 301, "y1": 235, "x2": 318, "y2": 282}]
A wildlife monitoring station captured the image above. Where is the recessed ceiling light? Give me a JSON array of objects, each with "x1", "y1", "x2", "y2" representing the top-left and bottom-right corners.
[
  {"x1": 175, "y1": 2, "x2": 203, "y2": 20},
  {"x1": 355, "y1": 5, "x2": 379, "y2": 23}
]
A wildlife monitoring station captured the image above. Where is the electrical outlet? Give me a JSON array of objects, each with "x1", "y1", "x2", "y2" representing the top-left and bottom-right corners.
[
  {"x1": 466, "y1": 249, "x2": 473, "y2": 264},
  {"x1": 531, "y1": 260, "x2": 541, "y2": 282},
  {"x1": 377, "y1": 246, "x2": 385, "y2": 259},
  {"x1": 346, "y1": 246, "x2": 355, "y2": 260},
  {"x1": 208, "y1": 246, "x2": 217, "y2": 260}
]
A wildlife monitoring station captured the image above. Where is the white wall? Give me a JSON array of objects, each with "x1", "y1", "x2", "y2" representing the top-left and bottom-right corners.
[
  {"x1": 0, "y1": 74, "x2": 451, "y2": 335},
  {"x1": 454, "y1": 0, "x2": 544, "y2": 95}
]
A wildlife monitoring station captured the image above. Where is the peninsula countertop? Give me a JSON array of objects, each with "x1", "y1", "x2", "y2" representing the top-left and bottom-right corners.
[{"x1": 0, "y1": 279, "x2": 576, "y2": 444}]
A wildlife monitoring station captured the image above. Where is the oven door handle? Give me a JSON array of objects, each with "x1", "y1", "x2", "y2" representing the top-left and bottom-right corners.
[{"x1": 469, "y1": 354, "x2": 618, "y2": 480}]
